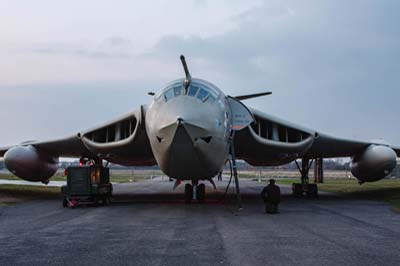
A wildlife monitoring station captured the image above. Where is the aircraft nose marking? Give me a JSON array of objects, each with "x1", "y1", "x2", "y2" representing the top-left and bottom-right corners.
[
  {"x1": 155, "y1": 112, "x2": 219, "y2": 148},
  {"x1": 172, "y1": 125, "x2": 192, "y2": 146}
]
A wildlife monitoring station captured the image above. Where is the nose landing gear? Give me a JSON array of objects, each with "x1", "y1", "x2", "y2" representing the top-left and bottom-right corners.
[
  {"x1": 196, "y1": 183, "x2": 206, "y2": 202},
  {"x1": 184, "y1": 184, "x2": 193, "y2": 203},
  {"x1": 184, "y1": 182, "x2": 206, "y2": 204}
]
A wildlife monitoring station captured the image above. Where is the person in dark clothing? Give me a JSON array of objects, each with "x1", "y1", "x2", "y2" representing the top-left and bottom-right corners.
[
  {"x1": 217, "y1": 171, "x2": 222, "y2": 181},
  {"x1": 261, "y1": 179, "x2": 281, "y2": 214}
]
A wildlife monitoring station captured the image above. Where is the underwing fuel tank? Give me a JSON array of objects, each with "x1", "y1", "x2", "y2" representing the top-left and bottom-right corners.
[
  {"x1": 351, "y1": 144, "x2": 397, "y2": 182},
  {"x1": 4, "y1": 145, "x2": 59, "y2": 182}
]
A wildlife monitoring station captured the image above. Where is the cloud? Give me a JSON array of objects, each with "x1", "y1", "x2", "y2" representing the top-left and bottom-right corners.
[
  {"x1": 1, "y1": 0, "x2": 400, "y2": 146},
  {"x1": 147, "y1": 1, "x2": 400, "y2": 81},
  {"x1": 141, "y1": 0, "x2": 400, "y2": 143},
  {"x1": 31, "y1": 36, "x2": 134, "y2": 59}
]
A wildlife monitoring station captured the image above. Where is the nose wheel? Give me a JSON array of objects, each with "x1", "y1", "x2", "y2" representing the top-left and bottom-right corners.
[
  {"x1": 184, "y1": 183, "x2": 206, "y2": 204},
  {"x1": 196, "y1": 184, "x2": 206, "y2": 203},
  {"x1": 184, "y1": 184, "x2": 193, "y2": 203}
]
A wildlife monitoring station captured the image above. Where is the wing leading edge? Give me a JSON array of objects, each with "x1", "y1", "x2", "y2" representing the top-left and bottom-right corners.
[
  {"x1": 0, "y1": 135, "x2": 92, "y2": 158},
  {"x1": 0, "y1": 106, "x2": 156, "y2": 166},
  {"x1": 234, "y1": 107, "x2": 399, "y2": 166}
]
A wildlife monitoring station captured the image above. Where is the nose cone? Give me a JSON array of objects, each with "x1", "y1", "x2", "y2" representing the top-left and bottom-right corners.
[
  {"x1": 156, "y1": 120, "x2": 220, "y2": 179},
  {"x1": 148, "y1": 116, "x2": 227, "y2": 180},
  {"x1": 146, "y1": 95, "x2": 229, "y2": 180},
  {"x1": 167, "y1": 125, "x2": 205, "y2": 178}
]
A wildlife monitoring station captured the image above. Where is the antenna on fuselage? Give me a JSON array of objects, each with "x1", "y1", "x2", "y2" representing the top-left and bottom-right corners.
[{"x1": 180, "y1": 55, "x2": 191, "y2": 91}]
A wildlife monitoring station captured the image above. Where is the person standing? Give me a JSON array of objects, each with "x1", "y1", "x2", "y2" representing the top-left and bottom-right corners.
[
  {"x1": 217, "y1": 171, "x2": 222, "y2": 181},
  {"x1": 261, "y1": 179, "x2": 281, "y2": 214}
]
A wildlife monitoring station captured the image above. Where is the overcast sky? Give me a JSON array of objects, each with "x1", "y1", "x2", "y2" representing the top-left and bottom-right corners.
[{"x1": 0, "y1": 0, "x2": 399, "y2": 147}]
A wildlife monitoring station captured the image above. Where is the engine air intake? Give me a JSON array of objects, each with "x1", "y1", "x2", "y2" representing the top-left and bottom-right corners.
[
  {"x1": 250, "y1": 115, "x2": 311, "y2": 143},
  {"x1": 84, "y1": 117, "x2": 137, "y2": 144}
]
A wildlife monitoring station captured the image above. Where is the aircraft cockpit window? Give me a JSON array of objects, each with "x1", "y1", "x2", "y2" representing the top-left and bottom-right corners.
[
  {"x1": 206, "y1": 94, "x2": 216, "y2": 103},
  {"x1": 161, "y1": 82, "x2": 220, "y2": 103},
  {"x1": 173, "y1": 86, "x2": 182, "y2": 97},
  {"x1": 197, "y1": 88, "x2": 209, "y2": 102},
  {"x1": 188, "y1": 86, "x2": 199, "y2": 97},
  {"x1": 205, "y1": 89, "x2": 218, "y2": 103},
  {"x1": 164, "y1": 88, "x2": 174, "y2": 102},
  {"x1": 161, "y1": 85, "x2": 184, "y2": 102}
]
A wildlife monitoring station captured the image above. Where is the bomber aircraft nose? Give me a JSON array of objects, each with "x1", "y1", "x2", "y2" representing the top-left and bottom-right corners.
[
  {"x1": 151, "y1": 112, "x2": 222, "y2": 179},
  {"x1": 145, "y1": 82, "x2": 230, "y2": 180},
  {"x1": 167, "y1": 124, "x2": 200, "y2": 177}
]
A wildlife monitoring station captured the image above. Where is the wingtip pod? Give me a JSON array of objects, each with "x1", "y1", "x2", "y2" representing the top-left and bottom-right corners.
[
  {"x1": 351, "y1": 144, "x2": 397, "y2": 182},
  {"x1": 4, "y1": 145, "x2": 58, "y2": 182}
]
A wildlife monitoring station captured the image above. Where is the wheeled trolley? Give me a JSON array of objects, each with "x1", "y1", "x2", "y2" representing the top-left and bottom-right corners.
[{"x1": 61, "y1": 166, "x2": 113, "y2": 208}]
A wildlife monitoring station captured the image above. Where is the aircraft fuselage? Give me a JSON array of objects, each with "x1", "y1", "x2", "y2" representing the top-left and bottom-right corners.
[{"x1": 146, "y1": 78, "x2": 232, "y2": 180}]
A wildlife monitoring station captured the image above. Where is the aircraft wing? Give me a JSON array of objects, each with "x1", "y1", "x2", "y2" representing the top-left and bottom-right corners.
[
  {"x1": 303, "y1": 133, "x2": 400, "y2": 158},
  {"x1": 234, "y1": 107, "x2": 400, "y2": 166},
  {"x1": 0, "y1": 105, "x2": 156, "y2": 166},
  {"x1": 394, "y1": 146, "x2": 400, "y2": 157},
  {"x1": 0, "y1": 135, "x2": 91, "y2": 158}
]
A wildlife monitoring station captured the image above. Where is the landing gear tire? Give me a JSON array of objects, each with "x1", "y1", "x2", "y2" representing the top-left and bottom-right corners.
[
  {"x1": 292, "y1": 183, "x2": 303, "y2": 197},
  {"x1": 196, "y1": 184, "x2": 206, "y2": 203},
  {"x1": 106, "y1": 197, "x2": 111, "y2": 205},
  {"x1": 184, "y1": 184, "x2": 193, "y2": 204},
  {"x1": 62, "y1": 197, "x2": 68, "y2": 208},
  {"x1": 93, "y1": 198, "x2": 98, "y2": 207},
  {"x1": 101, "y1": 198, "x2": 108, "y2": 206}
]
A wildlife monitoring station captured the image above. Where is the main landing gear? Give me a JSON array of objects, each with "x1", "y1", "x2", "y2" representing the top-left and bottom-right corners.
[
  {"x1": 184, "y1": 182, "x2": 206, "y2": 204},
  {"x1": 292, "y1": 158, "x2": 319, "y2": 198}
]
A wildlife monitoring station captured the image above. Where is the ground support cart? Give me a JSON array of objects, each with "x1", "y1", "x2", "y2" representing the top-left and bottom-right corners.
[{"x1": 61, "y1": 166, "x2": 113, "y2": 208}]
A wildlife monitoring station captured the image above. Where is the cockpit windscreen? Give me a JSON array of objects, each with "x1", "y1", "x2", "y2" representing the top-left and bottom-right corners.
[{"x1": 158, "y1": 82, "x2": 219, "y2": 103}]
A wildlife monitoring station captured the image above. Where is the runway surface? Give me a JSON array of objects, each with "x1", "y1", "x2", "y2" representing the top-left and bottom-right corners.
[{"x1": 1, "y1": 178, "x2": 399, "y2": 266}]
